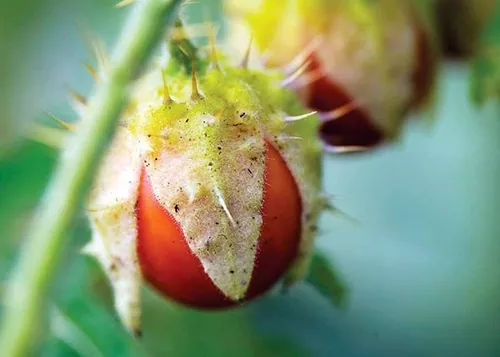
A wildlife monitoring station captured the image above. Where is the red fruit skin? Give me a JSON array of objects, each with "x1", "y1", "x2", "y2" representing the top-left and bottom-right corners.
[
  {"x1": 136, "y1": 141, "x2": 302, "y2": 308},
  {"x1": 246, "y1": 142, "x2": 302, "y2": 299},
  {"x1": 318, "y1": 110, "x2": 384, "y2": 151},
  {"x1": 137, "y1": 169, "x2": 232, "y2": 308},
  {"x1": 302, "y1": 22, "x2": 433, "y2": 152},
  {"x1": 303, "y1": 54, "x2": 384, "y2": 150}
]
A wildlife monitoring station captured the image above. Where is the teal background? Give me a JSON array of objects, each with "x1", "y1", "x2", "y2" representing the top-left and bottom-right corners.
[
  {"x1": 0, "y1": 0, "x2": 499, "y2": 356},
  {"x1": 253, "y1": 65, "x2": 500, "y2": 357}
]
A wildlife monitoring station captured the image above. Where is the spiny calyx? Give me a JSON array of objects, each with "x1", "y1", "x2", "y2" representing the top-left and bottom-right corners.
[
  {"x1": 227, "y1": 0, "x2": 439, "y2": 153},
  {"x1": 85, "y1": 34, "x2": 323, "y2": 334}
]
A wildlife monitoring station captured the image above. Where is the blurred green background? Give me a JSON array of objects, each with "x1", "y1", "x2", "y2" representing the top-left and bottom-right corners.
[{"x1": 1, "y1": 0, "x2": 500, "y2": 356}]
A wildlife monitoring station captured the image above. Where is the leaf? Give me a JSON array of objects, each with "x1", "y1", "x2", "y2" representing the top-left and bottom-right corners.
[
  {"x1": 49, "y1": 306, "x2": 106, "y2": 357},
  {"x1": 49, "y1": 256, "x2": 148, "y2": 357},
  {"x1": 306, "y1": 250, "x2": 348, "y2": 308},
  {"x1": 470, "y1": 2, "x2": 500, "y2": 105},
  {"x1": 39, "y1": 336, "x2": 81, "y2": 357},
  {"x1": 256, "y1": 336, "x2": 312, "y2": 357}
]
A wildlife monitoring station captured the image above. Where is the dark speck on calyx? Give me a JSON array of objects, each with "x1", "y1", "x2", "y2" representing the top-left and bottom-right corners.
[
  {"x1": 239, "y1": 112, "x2": 246, "y2": 118},
  {"x1": 174, "y1": 204, "x2": 179, "y2": 213}
]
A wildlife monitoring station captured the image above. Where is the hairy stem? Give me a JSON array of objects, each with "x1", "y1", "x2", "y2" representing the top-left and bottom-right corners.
[{"x1": 0, "y1": 0, "x2": 183, "y2": 356}]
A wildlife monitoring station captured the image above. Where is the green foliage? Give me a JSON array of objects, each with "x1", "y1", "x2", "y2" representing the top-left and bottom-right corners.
[
  {"x1": 167, "y1": 19, "x2": 210, "y2": 76},
  {"x1": 470, "y1": 2, "x2": 500, "y2": 104},
  {"x1": 306, "y1": 251, "x2": 348, "y2": 308}
]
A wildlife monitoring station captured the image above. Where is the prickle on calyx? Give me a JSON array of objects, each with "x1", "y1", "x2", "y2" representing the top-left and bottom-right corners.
[
  {"x1": 227, "y1": 0, "x2": 440, "y2": 153},
  {"x1": 83, "y1": 19, "x2": 324, "y2": 334}
]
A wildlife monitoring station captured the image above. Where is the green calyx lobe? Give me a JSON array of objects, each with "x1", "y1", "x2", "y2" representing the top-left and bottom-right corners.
[
  {"x1": 167, "y1": 19, "x2": 210, "y2": 76},
  {"x1": 86, "y1": 15, "x2": 324, "y2": 336},
  {"x1": 127, "y1": 44, "x2": 323, "y2": 300}
]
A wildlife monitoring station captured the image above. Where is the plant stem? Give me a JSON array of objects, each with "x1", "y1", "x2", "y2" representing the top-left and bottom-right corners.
[{"x1": 0, "y1": 0, "x2": 182, "y2": 356}]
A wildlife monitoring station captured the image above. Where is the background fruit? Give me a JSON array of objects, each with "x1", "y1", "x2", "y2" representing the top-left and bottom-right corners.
[{"x1": 227, "y1": 0, "x2": 439, "y2": 152}]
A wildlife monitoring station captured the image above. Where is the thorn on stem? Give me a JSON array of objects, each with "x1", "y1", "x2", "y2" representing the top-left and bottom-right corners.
[
  {"x1": 26, "y1": 123, "x2": 67, "y2": 149},
  {"x1": 68, "y1": 89, "x2": 87, "y2": 115},
  {"x1": 85, "y1": 33, "x2": 110, "y2": 76},
  {"x1": 84, "y1": 62, "x2": 99, "y2": 82},
  {"x1": 68, "y1": 88, "x2": 87, "y2": 108},
  {"x1": 115, "y1": 0, "x2": 136, "y2": 8},
  {"x1": 182, "y1": 0, "x2": 199, "y2": 6},
  {"x1": 45, "y1": 111, "x2": 76, "y2": 131}
]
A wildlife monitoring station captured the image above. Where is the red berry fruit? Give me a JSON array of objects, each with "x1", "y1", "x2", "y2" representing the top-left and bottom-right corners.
[
  {"x1": 302, "y1": 54, "x2": 385, "y2": 152},
  {"x1": 85, "y1": 27, "x2": 323, "y2": 333},
  {"x1": 137, "y1": 141, "x2": 302, "y2": 308},
  {"x1": 228, "y1": 0, "x2": 439, "y2": 153}
]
